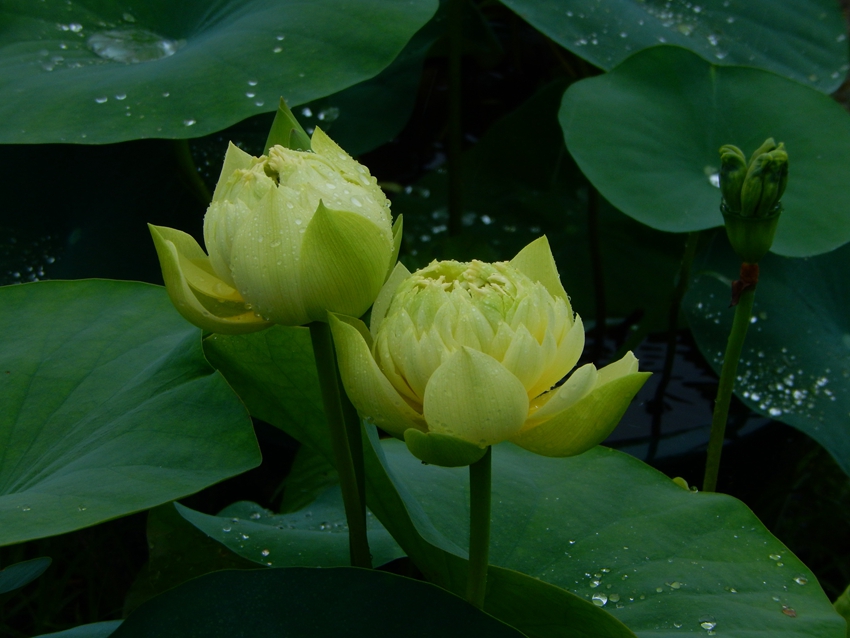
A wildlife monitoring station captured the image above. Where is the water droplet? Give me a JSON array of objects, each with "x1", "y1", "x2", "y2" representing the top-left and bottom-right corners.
[
  {"x1": 20, "y1": 505, "x2": 31, "y2": 512},
  {"x1": 782, "y1": 605, "x2": 797, "y2": 617},
  {"x1": 609, "y1": 593, "x2": 620, "y2": 602},
  {"x1": 656, "y1": 586, "x2": 663, "y2": 593},
  {"x1": 769, "y1": 553, "x2": 782, "y2": 561},
  {"x1": 247, "y1": 79, "x2": 258, "y2": 86},
  {"x1": 700, "y1": 617, "x2": 717, "y2": 631},
  {"x1": 94, "y1": 96, "x2": 108, "y2": 103},
  {"x1": 590, "y1": 579, "x2": 601, "y2": 588},
  {"x1": 667, "y1": 581, "x2": 683, "y2": 589},
  {"x1": 317, "y1": 107, "x2": 340, "y2": 122},
  {"x1": 222, "y1": 525, "x2": 232, "y2": 532},
  {"x1": 794, "y1": 575, "x2": 808, "y2": 585},
  {"x1": 123, "y1": 12, "x2": 136, "y2": 22},
  {"x1": 569, "y1": 539, "x2": 576, "y2": 545},
  {"x1": 115, "y1": 93, "x2": 127, "y2": 100},
  {"x1": 255, "y1": 100, "x2": 265, "y2": 107},
  {"x1": 87, "y1": 29, "x2": 183, "y2": 64},
  {"x1": 294, "y1": 218, "x2": 302, "y2": 225},
  {"x1": 591, "y1": 593, "x2": 608, "y2": 606},
  {"x1": 350, "y1": 197, "x2": 362, "y2": 207},
  {"x1": 674, "y1": 622, "x2": 683, "y2": 628},
  {"x1": 273, "y1": 47, "x2": 283, "y2": 53},
  {"x1": 246, "y1": 92, "x2": 256, "y2": 98},
  {"x1": 183, "y1": 119, "x2": 196, "y2": 126},
  {"x1": 162, "y1": 91, "x2": 170, "y2": 97},
  {"x1": 261, "y1": 549, "x2": 270, "y2": 556},
  {"x1": 77, "y1": 505, "x2": 87, "y2": 511},
  {"x1": 301, "y1": 107, "x2": 313, "y2": 117}
]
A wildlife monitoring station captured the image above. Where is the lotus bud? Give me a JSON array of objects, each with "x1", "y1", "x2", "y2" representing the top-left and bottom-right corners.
[
  {"x1": 329, "y1": 236, "x2": 650, "y2": 467},
  {"x1": 150, "y1": 126, "x2": 402, "y2": 333},
  {"x1": 719, "y1": 138, "x2": 787, "y2": 263}
]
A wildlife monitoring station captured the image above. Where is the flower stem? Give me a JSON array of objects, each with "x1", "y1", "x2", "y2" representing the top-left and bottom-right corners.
[
  {"x1": 309, "y1": 321, "x2": 371, "y2": 568},
  {"x1": 447, "y1": 0, "x2": 464, "y2": 236},
  {"x1": 466, "y1": 446, "x2": 492, "y2": 609},
  {"x1": 702, "y1": 287, "x2": 755, "y2": 492},
  {"x1": 647, "y1": 231, "x2": 700, "y2": 462},
  {"x1": 587, "y1": 183, "x2": 606, "y2": 363}
]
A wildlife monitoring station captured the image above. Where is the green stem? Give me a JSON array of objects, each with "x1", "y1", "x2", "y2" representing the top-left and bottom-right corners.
[
  {"x1": 587, "y1": 184, "x2": 606, "y2": 363},
  {"x1": 308, "y1": 322, "x2": 371, "y2": 568},
  {"x1": 447, "y1": 0, "x2": 464, "y2": 236},
  {"x1": 702, "y1": 287, "x2": 755, "y2": 492},
  {"x1": 466, "y1": 446, "x2": 492, "y2": 609},
  {"x1": 647, "y1": 231, "x2": 700, "y2": 461}
]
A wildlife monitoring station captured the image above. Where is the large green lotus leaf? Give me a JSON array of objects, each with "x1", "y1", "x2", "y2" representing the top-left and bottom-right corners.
[
  {"x1": 205, "y1": 328, "x2": 638, "y2": 638},
  {"x1": 0, "y1": 280, "x2": 260, "y2": 546},
  {"x1": 296, "y1": 1, "x2": 445, "y2": 157},
  {"x1": 391, "y1": 80, "x2": 684, "y2": 324},
  {"x1": 175, "y1": 487, "x2": 404, "y2": 568},
  {"x1": 560, "y1": 46, "x2": 850, "y2": 257},
  {"x1": 109, "y1": 567, "x2": 524, "y2": 638},
  {"x1": 685, "y1": 233, "x2": 850, "y2": 478},
  {"x1": 378, "y1": 439, "x2": 845, "y2": 637},
  {"x1": 501, "y1": 0, "x2": 848, "y2": 93},
  {"x1": 0, "y1": 0, "x2": 437, "y2": 144}
]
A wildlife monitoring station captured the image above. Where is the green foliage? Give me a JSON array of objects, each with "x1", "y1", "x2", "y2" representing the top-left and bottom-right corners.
[
  {"x1": 0, "y1": 0, "x2": 437, "y2": 144},
  {"x1": 501, "y1": 0, "x2": 848, "y2": 92},
  {"x1": 685, "y1": 234, "x2": 850, "y2": 477},
  {"x1": 0, "y1": 558, "x2": 51, "y2": 595},
  {"x1": 112, "y1": 567, "x2": 525, "y2": 637},
  {"x1": 0, "y1": 281, "x2": 260, "y2": 546},
  {"x1": 175, "y1": 488, "x2": 404, "y2": 568},
  {"x1": 560, "y1": 46, "x2": 850, "y2": 257}
]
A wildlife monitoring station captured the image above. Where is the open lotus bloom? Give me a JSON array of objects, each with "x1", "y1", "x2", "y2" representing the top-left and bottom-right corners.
[
  {"x1": 149, "y1": 127, "x2": 402, "y2": 333},
  {"x1": 330, "y1": 236, "x2": 650, "y2": 467}
]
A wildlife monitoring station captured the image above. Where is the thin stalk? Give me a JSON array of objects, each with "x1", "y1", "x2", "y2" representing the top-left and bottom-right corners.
[
  {"x1": 587, "y1": 184, "x2": 606, "y2": 363},
  {"x1": 309, "y1": 322, "x2": 371, "y2": 568},
  {"x1": 447, "y1": 0, "x2": 464, "y2": 236},
  {"x1": 702, "y1": 288, "x2": 755, "y2": 492},
  {"x1": 466, "y1": 447, "x2": 492, "y2": 609},
  {"x1": 647, "y1": 232, "x2": 700, "y2": 461},
  {"x1": 341, "y1": 391, "x2": 366, "y2": 514}
]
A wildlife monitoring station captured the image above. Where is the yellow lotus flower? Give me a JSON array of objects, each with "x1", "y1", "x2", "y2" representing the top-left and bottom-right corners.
[
  {"x1": 149, "y1": 127, "x2": 402, "y2": 333},
  {"x1": 330, "y1": 236, "x2": 650, "y2": 467}
]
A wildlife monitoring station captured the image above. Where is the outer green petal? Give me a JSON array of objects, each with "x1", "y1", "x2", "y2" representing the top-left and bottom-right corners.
[
  {"x1": 212, "y1": 142, "x2": 258, "y2": 203},
  {"x1": 524, "y1": 363, "x2": 598, "y2": 428},
  {"x1": 403, "y1": 430, "x2": 488, "y2": 467},
  {"x1": 301, "y1": 202, "x2": 393, "y2": 322},
  {"x1": 510, "y1": 235, "x2": 569, "y2": 303},
  {"x1": 148, "y1": 224, "x2": 271, "y2": 335},
  {"x1": 511, "y1": 370, "x2": 650, "y2": 457},
  {"x1": 229, "y1": 188, "x2": 311, "y2": 326},
  {"x1": 329, "y1": 313, "x2": 426, "y2": 439},
  {"x1": 371, "y1": 261, "x2": 412, "y2": 340},
  {"x1": 423, "y1": 347, "x2": 529, "y2": 447}
]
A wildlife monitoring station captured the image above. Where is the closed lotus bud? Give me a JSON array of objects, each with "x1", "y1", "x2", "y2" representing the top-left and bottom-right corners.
[
  {"x1": 329, "y1": 237, "x2": 650, "y2": 467},
  {"x1": 719, "y1": 145, "x2": 747, "y2": 213},
  {"x1": 150, "y1": 127, "x2": 402, "y2": 333},
  {"x1": 719, "y1": 138, "x2": 787, "y2": 263}
]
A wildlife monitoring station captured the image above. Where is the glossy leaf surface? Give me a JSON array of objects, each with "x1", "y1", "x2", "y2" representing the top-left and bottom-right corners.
[
  {"x1": 0, "y1": 281, "x2": 260, "y2": 546},
  {"x1": 0, "y1": 0, "x2": 437, "y2": 144},
  {"x1": 378, "y1": 438, "x2": 846, "y2": 637},
  {"x1": 685, "y1": 233, "x2": 850, "y2": 478},
  {"x1": 561, "y1": 46, "x2": 850, "y2": 257},
  {"x1": 502, "y1": 0, "x2": 848, "y2": 92},
  {"x1": 109, "y1": 567, "x2": 524, "y2": 637},
  {"x1": 176, "y1": 488, "x2": 404, "y2": 568}
]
